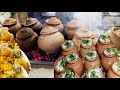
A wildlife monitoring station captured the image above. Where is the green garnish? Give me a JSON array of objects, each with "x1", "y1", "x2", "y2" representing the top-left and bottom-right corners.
[
  {"x1": 68, "y1": 53, "x2": 76, "y2": 61},
  {"x1": 82, "y1": 39, "x2": 90, "y2": 45},
  {"x1": 65, "y1": 71, "x2": 74, "y2": 78},
  {"x1": 117, "y1": 63, "x2": 120, "y2": 73},
  {"x1": 60, "y1": 59, "x2": 66, "y2": 68},
  {"x1": 90, "y1": 71, "x2": 99, "y2": 78},
  {"x1": 101, "y1": 35, "x2": 110, "y2": 41},
  {"x1": 64, "y1": 41, "x2": 72, "y2": 49},
  {"x1": 87, "y1": 52, "x2": 94, "y2": 57}
]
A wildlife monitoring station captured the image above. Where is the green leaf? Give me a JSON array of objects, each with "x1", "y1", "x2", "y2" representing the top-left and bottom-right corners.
[
  {"x1": 69, "y1": 54, "x2": 76, "y2": 61},
  {"x1": 60, "y1": 59, "x2": 66, "y2": 68}
]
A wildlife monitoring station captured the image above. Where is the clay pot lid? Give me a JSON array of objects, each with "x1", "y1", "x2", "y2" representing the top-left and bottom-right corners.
[
  {"x1": 67, "y1": 20, "x2": 82, "y2": 29},
  {"x1": 45, "y1": 17, "x2": 61, "y2": 25},
  {"x1": 111, "y1": 61, "x2": 120, "y2": 76},
  {"x1": 85, "y1": 51, "x2": 98, "y2": 62},
  {"x1": 66, "y1": 53, "x2": 78, "y2": 63},
  {"x1": 103, "y1": 48, "x2": 115, "y2": 57},
  {"x1": 54, "y1": 56, "x2": 67, "y2": 73},
  {"x1": 75, "y1": 30, "x2": 95, "y2": 39},
  {"x1": 24, "y1": 18, "x2": 38, "y2": 26},
  {"x1": 86, "y1": 66, "x2": 103, "y2": 78},
  {"x1": 16, "y1": 27, "x2": 34, "y2": 39},
  {"x1": 40, "y1": 26, "x2": 58, "y2": 35},
  {"x1": 2, "y1": 18, "x2": 17, "y2": 26}
]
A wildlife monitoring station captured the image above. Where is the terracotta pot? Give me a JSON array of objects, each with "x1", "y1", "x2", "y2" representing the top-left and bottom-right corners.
[
  {"x1": 38, "y1": 26, "x2": 64, "y2": 54},
  {"x1": 80, "y1": 38, "x2": 96, "y2": 59},
  {"x1": 54, "y1": 70, "x2": 60, "y2": 78},
  {"x1": 59, "y1": 68, "x2": 80, "y2": 78},
  {"x1": 84, "y1": 51, "x2": 101, "y2": 70},
  {"x1": 107, "y1": 61, "x2": 120, "y2": 78},
  {"x1": 54, "y1": 56, "x2": 67, "y2": 73},
  {"x1": 66, "y1": 53, "x2": 84, "y2": 76},
  {"x1": 101, "y1": 48, "x2": 117, "y2": 71},
  {"x1": 86, "y1": 66, "x2": 105, "y2": 78},
  {"x1": 2, "y1": 18, "x2": 22, "y2": 37},
  {"x1": 61, "y1": 40, "x2": 79, "y2": 56},
  {"x1": 97, "y1": 34, "x2": 113, "y2": 56},
  {"x1": 43, "y1": 17, "x2": 64, "y2": 32},
  {"x1": 72, "y1": 30, "x2": 98, "y2": 51},
  {"x1": 24, "y1": 18, "x2": 42, "y2": 35},
  {"x1": 105, "y1": 27, "x2": 120, "y2": 50},
  {"x1": 64, "y1": 20, "x2": 88, "y2": 40},
  {"x1": 15, "y1": 27, "x2": 38, "y2": 51}
]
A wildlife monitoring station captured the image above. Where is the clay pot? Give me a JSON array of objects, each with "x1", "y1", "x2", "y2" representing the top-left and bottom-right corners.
[
  {"x1": 24, "y1": 18, "x2": 42, "y2": 35},
  {"x1": 84, "y1": 51, "x2": 101, "y2": 70},
  {"x1": 86, "y1": 66, "x2": 105, "y2": 78},
  {"x1": 38, "y1": 26, "x2": 64, "y2": 54},
  {"x1": 105, "y1": 27, "x2": 120, "y2": 50},
  {"x1": 97, "y1": 34, "x2": 113, "y2": 56},
  {"x1": 66, "y1": 53, "x2": 84, "y2": 76},
  {"x1": 72, "y1": 30, "x2": 98, "y2": 51},
  {"x1": 101, "y1": 48, "x2": 117, "y2": 71},
  {"x1": 80, "y1": 38, "x2": 96, "y2": 59},
  {"x1": 43, "y1": 17, "x2": 64, "y2": 32},
  {"x1": 59, "y1": 68, "x2": 80, "y2": 78},
  {"x1": 64, "y1": 20, "x2": 88, "y2": 40},
  {"x1": 15, "y1": 27, "x2": 38, "y2": 51},
  {"x1": 54, "y1": 56, "x2": 67, "y2": 73},
  {"x1": 61, "y1": 40, "x2": 79, "y2": 56},
  {"x1": 54, "y1": 70, "x2": 60, "y2": 78},
  {"x1": 2, "y1": 18, "x2": 22, "y2": 37},
  {"x1": 107, "y1": 61, "x2": 120, "y2": 78}
]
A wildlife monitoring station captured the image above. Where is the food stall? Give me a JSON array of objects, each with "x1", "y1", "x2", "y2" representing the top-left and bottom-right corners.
[{"x1": 0, "y1": 12, "x2": 120, "y2": 78}]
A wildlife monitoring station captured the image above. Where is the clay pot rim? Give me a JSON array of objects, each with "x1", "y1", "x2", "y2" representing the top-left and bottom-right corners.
[
  {"x1": 85, "y1": 54, "x2": 98, "y2": 62},
  {"x1": 59, "y1": 68, "x2": 76, "y2": 78},
  {"x1": 61, "y1": 40, "x2": 74, "y2": 51},
  {"x1": 16, "y1": 27, "x2": 34, "y2": 39},
  {"x1": 112, "y1": 27, "x2": 120, "y2": 38},
  {"x1": 54, "y1": 56, "x2": 67, "y2": 73},
  {"x1": 24, "y1": 18, "x2": 38, "y2": 26},
  {"x1": 80, "y1": 40, "x2": 93, "y2": 49},
  {"x1": 66, "y1": 53, "x2": 79, "y2": 64},
  {"x1": 111, "y1": 61, "x2": 120, "y2": 76},
  {"x1": 98, "y1": 40, "x2": 111, "y2": 45},
  {"x1": 2, "y1": 18, "x2": 17, "y2": 26},
  {"x1": 45, "y1": 17, "x2": 61, "y2": 25},
  {"x1": 40, "y1": 26, "x2": 58, "y2": 35},
  {"x1": 86, "y1": 66, "x2": 103, "y2": 78},
  {"x1": 103, "y1": 49, "x2": 115, "y2": 58}
]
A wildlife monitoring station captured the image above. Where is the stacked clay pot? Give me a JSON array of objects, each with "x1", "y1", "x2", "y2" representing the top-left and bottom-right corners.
[
  {"x1": 86, "y1": 66, "x2": 105, "y2": 78},
  {"x1": 2, "y1": 18, "x2": 22, "y2": 37},
  {"x1": 64, "y1": 20, "x2": 88, "y2": 40},
  {"x1": 108, "y1": 61, "x2": 120, "y2": 78},
  {"x1": 61, "y1": 40, "x2": 79, "y2": 56},
  {"x1": 101, "y1": 48, "x2": 117, "y2": 71},
  {"x1": 80, "y1": 38, "x2": 96, "y2": 59},
  {"x1": 38, "y1": 26, "x2": 64, "y2": 54},
  {"x1": 66, "y1": 53, "x2": 84, "y2": 77},
  {"x1": 72, "y1": 30, "x2": 98, "y2": 51},
  {"x1": 15, "y1": 27, "x2": 38, "y2": 52},
  {"x1": 84, "y1": 51, "x2": 101, "y2": 70},
  {"x1": 97, "y1": 34, "x2": 113, "y2": 57},
  {"x1": 24, "y1": 18, "x2": 42, "y2": 35},
  {"x1": 43, "y1": 17, "x2": 64, "y2": 32}
]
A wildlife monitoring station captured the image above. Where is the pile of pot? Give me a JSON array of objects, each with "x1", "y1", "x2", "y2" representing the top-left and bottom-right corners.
[{"x1": 54, "y1": 29, "x2": 120, "y2": 78}]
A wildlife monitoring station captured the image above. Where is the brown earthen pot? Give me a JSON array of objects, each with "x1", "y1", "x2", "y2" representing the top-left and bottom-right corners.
[
  {"x1": 101, "y1": 48, "x2": 117, "y2": 71},
  {"x1": 72, "y1": 30, "x2": 98, "y2": 51},
  {"x1": 2, "y1": 18, "x2": 22, "y2": 37},
  {"x1": 59, "y1": 68, "x2": 80, "y2": 78},
  {"x1": 43, "y1": 17, "x2": 64, "y2": 32},
  {"x1": 15, "y1": 27, "x2": 38, "y2": 51},
  {"x1": 61, "y1": 40, "x2": 79, "y2": 56},
  {"x1": 24, "y1": 18, "x2": 42, "y2": 35},
  {"x1": 66, "y1": 53, "x2": 84, "y2": 76},
  {"x1": 107, "y1": 61, "x2": 120, "y2": 78},
  {"x1": 84, "y1": 51, "x2": 101, "y2": 70},
  {"x1": 97, "y1": 34, "x2": 113, "y2": 57},
  {"x1": 80, "y1": 38, "x2": 96, "y2": 59},
  {"x1": 86, "y1": 66, "x2": 105, "y2": 78},
  {"x1": 38, "y1": 26, "x2": 64, "y2": 54},
  {"x1": 64, "y1": 20, "x2": 88, "y2": 40},
  {"x1": 54, "y1": 56, "x2": 67, "y2": 73},
  {"x1": 54, "y1": 70, "x2": 60, "y2": 78}
]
